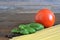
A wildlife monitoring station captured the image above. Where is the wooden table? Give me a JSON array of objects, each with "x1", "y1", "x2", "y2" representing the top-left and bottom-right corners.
[{"x1": 0, "y1": 13, "x2": 60, "y2": 40}]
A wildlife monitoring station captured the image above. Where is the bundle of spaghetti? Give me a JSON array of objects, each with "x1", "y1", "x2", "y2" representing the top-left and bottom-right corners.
[{"x1": 10, "y1": 24, "x2": 60, "y2": 40}]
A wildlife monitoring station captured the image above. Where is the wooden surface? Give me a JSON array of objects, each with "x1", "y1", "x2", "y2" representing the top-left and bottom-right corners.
[{"x1": 0, "y1": 13, "x2": 60, "y2": 40}]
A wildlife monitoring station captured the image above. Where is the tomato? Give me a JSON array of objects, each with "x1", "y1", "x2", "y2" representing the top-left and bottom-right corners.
[{"x1": 35, "y1": 8, "x2": 55, "y2": 28}]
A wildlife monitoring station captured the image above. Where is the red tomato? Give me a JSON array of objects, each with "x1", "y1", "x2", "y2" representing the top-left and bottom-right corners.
[{"x1": 35, "y1": 8, "x2": 55, "y2": 28}]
